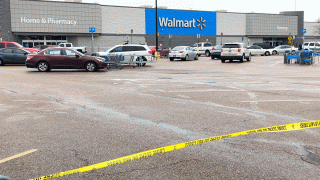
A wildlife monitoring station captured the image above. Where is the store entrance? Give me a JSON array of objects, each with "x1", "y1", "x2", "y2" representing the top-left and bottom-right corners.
[
  {"x1": 263, "y1": 37, "x2": 289, "y2": 47},
  {"x1": 21, "y1": 35, "x2": 67, "y2": 48}
]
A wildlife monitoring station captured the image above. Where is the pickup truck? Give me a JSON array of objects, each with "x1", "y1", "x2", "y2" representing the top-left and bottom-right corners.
[
  {"x1": 191, "y1": 42, "x2": 214, "y2": 57},
  {"x1": 58, "y1": 43, "x2": 87, "y2": 54}
]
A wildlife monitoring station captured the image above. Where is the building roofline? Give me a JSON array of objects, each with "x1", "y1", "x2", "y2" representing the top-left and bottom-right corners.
[{"x1": 18, "y1": 0, "x2": 301, "y2": 18}]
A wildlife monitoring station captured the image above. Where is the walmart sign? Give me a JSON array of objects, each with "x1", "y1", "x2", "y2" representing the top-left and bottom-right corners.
[{"x1": 145, "y1": 9, "x2": 216, "y2": 35}]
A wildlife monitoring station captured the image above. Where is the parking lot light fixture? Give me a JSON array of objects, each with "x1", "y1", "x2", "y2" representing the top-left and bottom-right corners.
[{"x1": 155, "y1": 0, "x2": 158, "y2": 56}]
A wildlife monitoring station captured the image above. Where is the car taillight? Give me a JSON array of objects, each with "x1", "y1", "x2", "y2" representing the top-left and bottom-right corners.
[
  {"x1": 148, "y1": 51, "x2": 152, "y2": 54},
  {"x1": 238, "y1": 48, "x2": 241, "y2": 52},
  {"x1": 179, "y1": 51, "x2": 184, "y2": 53},
  {"x1": 221, "y1": 49, "x2": 223, "y2": 52},
  {"x1": 85, "y1": 47, "x2": 87, "y2": 50},
  {"x1": 212, "y1": 47, "x2": 215, "y2": 50}
]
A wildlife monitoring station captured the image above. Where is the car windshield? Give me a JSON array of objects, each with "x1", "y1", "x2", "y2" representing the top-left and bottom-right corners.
[
  {"x1": 15, "y1": 42, "x2": 24, "y2": 48},
  {"x1": 172, "y1": 47, "x2": 186, "y2": 51},
  {"x1": 222, "y1": 44, "x2": 240, "y2": 48}
]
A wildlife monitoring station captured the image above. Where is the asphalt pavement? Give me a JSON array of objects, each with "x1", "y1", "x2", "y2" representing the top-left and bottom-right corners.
[{"x1": 1, "y1": 55, "x2": 320, "y2": 179}]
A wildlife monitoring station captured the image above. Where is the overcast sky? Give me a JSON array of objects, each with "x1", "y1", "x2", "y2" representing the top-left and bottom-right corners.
[{"x1": 51, "y1": 0, "x2": 319, "y2": 22}]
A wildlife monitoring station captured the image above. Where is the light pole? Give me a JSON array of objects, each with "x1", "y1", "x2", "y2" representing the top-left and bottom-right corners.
[
  {"x1": 131, "y1": 29, "x2": 133, "y2": 44},
  {"x1": 155, "y1": 0, "x2": 158, "y2": 57}
]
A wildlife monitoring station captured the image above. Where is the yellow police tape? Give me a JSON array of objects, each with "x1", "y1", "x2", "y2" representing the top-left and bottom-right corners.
[{"x1": 32, "y1": 120, "x2": 320, "y2": 180}]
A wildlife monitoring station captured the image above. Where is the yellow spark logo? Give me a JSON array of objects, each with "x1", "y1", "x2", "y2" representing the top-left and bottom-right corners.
[{"x1": 197, "y1": 17, "x2": 206, "y2": 30}]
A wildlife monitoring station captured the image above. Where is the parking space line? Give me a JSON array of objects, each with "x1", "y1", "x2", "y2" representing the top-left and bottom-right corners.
[
  {"x1": 240, "y1": 100, "x2": 320, "y2": 103},
  {"x1": 0, "y1": 149, "x2": 38, "y2": 164}
]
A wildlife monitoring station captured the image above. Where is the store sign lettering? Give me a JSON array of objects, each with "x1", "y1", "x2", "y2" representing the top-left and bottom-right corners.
[
  {"x1": 277, "y1": 26, "x2": 288, "y2": 31},
  {"x1": 159, "y1": 17, "x2": 196, "y2": 28},
  {"x1": 20, "y1": 17, "x2": 77, "y2": 26}
]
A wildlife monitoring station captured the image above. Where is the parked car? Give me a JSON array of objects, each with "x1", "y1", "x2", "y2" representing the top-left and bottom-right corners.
[
  {"x1": 169, "y1": 46, "x2": 199, "y2": 61},
  {"x1": 58, "y1": 43, "x2": 87, "y2": 54},
  {"x1": 32, "y1": 45, "x2": 57, "y2": 50},
  {"x1": 252, "y1": 43, "x2": 273, "y2": 49},
  {"x1": 220, "y1": 42, "x2": 251, "y2": 63},
  {"x1": 192, "y1": 42, "x2": 214, "y2": 57},
  {"x1": 0, "y1": 48, "x2": 31, "y2": 65},
  {"x1": 302, "y1": 42, "x2": 320, "y2": 52},
  {"x1": 93, "y1": 44, "x2": 152, "y2": 66},
  {"x1": 271, "y1": 45, "x2": 298, "y2": 55},
  {"x1": 0, "y1": 41, "x2": 39, "y2": 53},
  {"x1": 210, "y1": 45, "x2": 223, "y2": 59},
  {"x1": 248, "y1": 45, "x2": 266, "y2": 56},
  {"x1": 26, "y1": 47, "x2": 107, "y2": 72},
  {"x1": 149, "y1": 46, "x2": 169, "y2": 57}
]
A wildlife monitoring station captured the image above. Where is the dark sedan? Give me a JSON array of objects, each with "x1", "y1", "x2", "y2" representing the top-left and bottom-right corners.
[
  {"x1": 26, "y1": 47, "x2": 107, "y2": 72},
  {"x1": 0, "y1": 48, "x2": 31, "y2": 65}
]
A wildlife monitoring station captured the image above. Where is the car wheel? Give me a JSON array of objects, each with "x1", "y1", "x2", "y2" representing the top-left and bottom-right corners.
[
  {"x1": 85, "y1": 61, "x2": 97, "y2": 72},
  {"x1": 292, "y1": 50, "x2": 296, "y2": 54},
  {"x1": 272, "y1": 51, "x2": 277, "y2": 55},
  {"x1": 194, "y1": 54, "x2": 199, "y2": 60},
  {"x1": 169, "y1": 57, "x2": 174, "y2": 61},
  {"x1": 136, "y1": 56, "x2": 147, "y2": 66},
  {"x1": 141, "y1": 56, "x2": 147, "y2": 66},
  {"x1": 205, "y1": 50, "x2": 210, "y2": 57},
  {"x1": 37, "y1": 61, "x2": 50, "y2": 72},
  {"x1": 0, "y1": 59, "x2": 4, "y2": 66},
  {"x1": 265, "y1": 51, "x2": 270, "y2": 56},
  {"x1": 240, "y1": 54, "x2": 244, "y2": 63},
  {"x1": 247, "y1": 53, "x2": 251, "y2": 61},
  {"x1": 211, "y1": 56, "x2": 215, "y2": 59},
  {"x1": 185, "y1": 55, "x2": 189, "y2": 60},
  {"x1": 221, "y1": 58, "x2": 225, "y2": 63}
]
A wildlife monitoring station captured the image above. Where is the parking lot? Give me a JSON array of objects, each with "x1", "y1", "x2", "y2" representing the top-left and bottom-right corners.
[{"x1": 1, "y1": 55, "x2": 320, "y2": 179}]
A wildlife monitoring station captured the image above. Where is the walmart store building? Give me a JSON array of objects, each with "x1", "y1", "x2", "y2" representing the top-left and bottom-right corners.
[{"x1": 1, "y1": 0, "x2": 317, "y2": 53}]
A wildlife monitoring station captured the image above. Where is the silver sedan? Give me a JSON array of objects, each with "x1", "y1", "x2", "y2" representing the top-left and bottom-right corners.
[{"x1": 169, "y1": 46, "x2": 199, "y2": 61}]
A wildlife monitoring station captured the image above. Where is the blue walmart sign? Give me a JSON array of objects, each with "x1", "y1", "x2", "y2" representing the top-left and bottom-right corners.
[{"x1": 145, "y1": 9, "x2": 216, "y2": 35}]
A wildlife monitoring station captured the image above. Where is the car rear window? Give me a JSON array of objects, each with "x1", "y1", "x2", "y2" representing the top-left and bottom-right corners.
[
  {"x1": 222, "y1": 44, "x2": 240, "y2": 48},
  {"x1": 172, "y1": 47, "x2": 185, "y2": 51},
  {"x1": 310, "y1": 43, "x2": 315, "y2": 46}
]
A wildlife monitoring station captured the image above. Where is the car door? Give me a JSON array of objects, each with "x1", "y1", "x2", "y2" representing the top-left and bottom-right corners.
[
  {"x1": 187, "y1": 47, "x2": 196, "y2": 59},
  {"x1": 63, "y1": 49, "x2": 84, "y2": 68},
  {"x1": 248, "y1": 46, "x2": 257, "y2": 55},
  {"x1": 44, "y1": 49, "x2": 65, "y2": 68},
  {"x1": 108, "y1": 46, "x2": 123, "y2": 62},
  {"x1": 1, "y1": 48, "x2": 14, "y2": 63},
  {"x1": 14, "y1": 49, "x2": 29, "y2": 64}
]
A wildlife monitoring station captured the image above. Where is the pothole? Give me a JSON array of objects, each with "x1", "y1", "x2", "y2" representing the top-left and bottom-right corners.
[{"x1": 300, "y1": 145, "x2": 320, "y2": 166}]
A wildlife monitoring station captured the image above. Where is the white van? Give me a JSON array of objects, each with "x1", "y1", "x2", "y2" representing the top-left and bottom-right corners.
[{"x1": 302, "y1": 42, "x2": 320, "y2": 52}]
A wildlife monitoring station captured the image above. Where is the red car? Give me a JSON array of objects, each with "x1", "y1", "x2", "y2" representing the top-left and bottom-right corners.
[
  {"x1": 149, "y1": 46, "x2": 169, "y2": 57},
  {"x1": 26, "y1": 47, "x2": 107, "y2": 72},
  {"x1": 0, "y1": 41, "x2": 39, "y2": 53}
]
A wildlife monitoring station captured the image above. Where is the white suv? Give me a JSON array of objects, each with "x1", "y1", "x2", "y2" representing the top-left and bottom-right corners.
[
  {"x1": 220, "y1": 43, "x2": 251, "y2": 63},
  {"x1": 94, "y1": 44, "x2": 152, "y2": 66}
]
